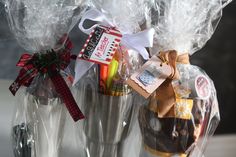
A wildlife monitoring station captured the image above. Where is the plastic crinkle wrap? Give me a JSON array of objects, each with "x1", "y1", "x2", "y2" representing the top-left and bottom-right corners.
[
  {"x1": 151, "y1": 0, "x2": 231, "y2": 55},
  {"x1": 126, "y1": 0, "x2": 232, "y2": 157},
  {"x1": 4, "y1": 0, "x2": 86, "y2": 157},
  {"x1": 73, "y1": 0, "x2": 154, "y2": 157},
  {"x1": 90, "y1": 0, "x2": 149, "y2": 34},
  {"x1": 5, "y1": 0, "x2": 86, "y2": 52}
]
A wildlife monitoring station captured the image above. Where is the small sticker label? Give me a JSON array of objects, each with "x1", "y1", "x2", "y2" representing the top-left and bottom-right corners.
[
  {"x1": 78, "y1": 25, "x2": 122, "y2": 65},
  {"x1": 137, "y1": 70, "x2": 155, "y2": 86},
  {"x1": 195, "y1": 75, "x2": 210, "y2": 99},
  {"x1": 174, "y1": 98, "x2": 193, "y2": 120},
  {"x1": 127, "y1": 55, "x2": 172, "y2": 98}
]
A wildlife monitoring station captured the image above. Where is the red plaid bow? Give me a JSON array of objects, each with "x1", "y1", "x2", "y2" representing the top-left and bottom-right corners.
[{"x1": 9, "y1": 36, "x2": 84, "y2": 122}]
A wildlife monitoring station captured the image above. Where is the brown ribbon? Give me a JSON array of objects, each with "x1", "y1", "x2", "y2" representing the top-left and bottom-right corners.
[{"x1": 148, "y1": 50, "x2": 190, "y2": 118}]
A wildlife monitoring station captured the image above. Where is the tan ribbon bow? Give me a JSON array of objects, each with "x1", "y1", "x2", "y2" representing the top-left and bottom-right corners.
[{"x1": 148, "y1": 50, "x2": 190, "y2": 118}]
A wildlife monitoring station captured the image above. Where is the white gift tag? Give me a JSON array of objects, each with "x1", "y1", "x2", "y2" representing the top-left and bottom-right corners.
[{"x1": 78, "y1": 25, "x2": 122, "y2": 65}]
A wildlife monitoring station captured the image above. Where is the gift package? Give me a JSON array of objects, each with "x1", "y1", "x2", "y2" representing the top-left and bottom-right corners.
[
  {"x1": 4, "y1": 0, "x2": 86, "y2": 157},
  {"x1": 1, "y1": 0, "x2": 232, "y2": 156},
  {"x1": 128, "y1": 0, "x2": 231, "y2": 157},
  {"x1": 73, "y1": 1, "x2": 154, "y2": 156}
]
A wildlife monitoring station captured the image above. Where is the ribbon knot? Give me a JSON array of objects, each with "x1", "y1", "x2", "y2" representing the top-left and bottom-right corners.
[
  {"x1": 30, "y1": 50, "x2": 69, "y2": 74},
  {"x1": 9, "y1": 36, "x2": 84, "y2": 122},
  {"x1": 149, "y1": 50, "x2": 190, "y2": 118},
  {"x1": 78, "y1": 9, "x2": 155, "y2": 60}
]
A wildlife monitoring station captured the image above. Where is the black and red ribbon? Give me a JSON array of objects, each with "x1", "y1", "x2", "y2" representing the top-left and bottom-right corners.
[{"x1": 9, "y1": 36, "x2": 84, "y2": 122}]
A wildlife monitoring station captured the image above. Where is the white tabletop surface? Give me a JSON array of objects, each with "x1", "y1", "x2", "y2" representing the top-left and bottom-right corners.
[{"x1": 1, "y1": 79, "x2": 236, "y2": 157}]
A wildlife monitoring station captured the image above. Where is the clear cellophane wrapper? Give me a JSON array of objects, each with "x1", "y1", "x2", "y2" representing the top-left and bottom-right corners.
[
  {"x1": 138, "y1": 65, "x2": 220, "y2": 157},
  {"x1": 12, "y1": 72, "x2": 72, "y2": 157},
  {"x1": 89, "y1": 0, "x2": 149, "y2": 34},
  {"x1": 4, "y1": 0, "x2": 86, "y2": 157},
  {"x1": 73, "y1": 0, "x2": 151, "y2": 156},
  {"x1": 134, "y1": 0, "x2": 231, "y2": 157},
  {"x1": 74, "y1": 46, "x2": 144, "y2": 157}
]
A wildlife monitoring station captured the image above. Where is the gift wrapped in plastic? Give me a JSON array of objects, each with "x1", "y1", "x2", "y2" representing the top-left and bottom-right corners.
[
  {"x1": 75, "y1": 48, "x2": 143, "y2": 157},
  {"x1": 127, "y1": 0, "x2": 232, "y2": 157},
  {"x1": 73, "y1": 1, "x2": 154, "y2": 157},
  {"x1": 4, "y1": 0, "x2": 86, "y2": 157}
]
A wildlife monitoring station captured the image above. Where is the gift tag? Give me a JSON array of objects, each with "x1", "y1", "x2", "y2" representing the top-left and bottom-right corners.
[
  {"x1": 127, "y1": 55, "x2": 172, "y2": 98},
  {"x1": 78, "y1": 25, "x2": 122, "y2": 65}
]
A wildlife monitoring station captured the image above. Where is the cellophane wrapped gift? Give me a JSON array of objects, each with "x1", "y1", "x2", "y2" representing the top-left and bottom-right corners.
[
  {"x1": 73, "y1": 0, "x2": 154, "y2": 157},
  {"x1": 127, "y1": 0, "x2": 232, "y2": 157},
  {"x1": 4, "y1": 0, "x2": 86, "y2": 157}
]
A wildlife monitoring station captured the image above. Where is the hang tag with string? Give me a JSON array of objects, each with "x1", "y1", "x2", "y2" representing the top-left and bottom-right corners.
[{"x1": 127, "y1": 55, "x2": 172, "y2": 98}]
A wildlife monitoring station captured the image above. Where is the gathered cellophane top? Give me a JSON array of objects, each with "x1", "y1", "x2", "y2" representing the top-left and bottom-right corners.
[
  {"x1": 4, "y1": 0, "x2": 87, "y2": 100},
  {"x1": 149, "y1": 0, "x2": 231, "y2": 56},
  {"x1": 5, "y1": 0, "x2": 86, "y2": 52},
  {"x1": 90, "y1": 0, "x2": 149, "y2": 34}
]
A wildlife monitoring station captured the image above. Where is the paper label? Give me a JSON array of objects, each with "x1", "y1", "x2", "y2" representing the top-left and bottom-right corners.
[
  {"x1": 127, "y1": 55, "x2": 172, "y2": 98},
  {"x1": 195, "y1": 75, "x2": 210, "y2": 99},
  {"x1": 174, "y1": 98, "x2": 193, "y2": 120},
  {"x1": 78, "y1": 25, "x2": 122, "y2": 65}
]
